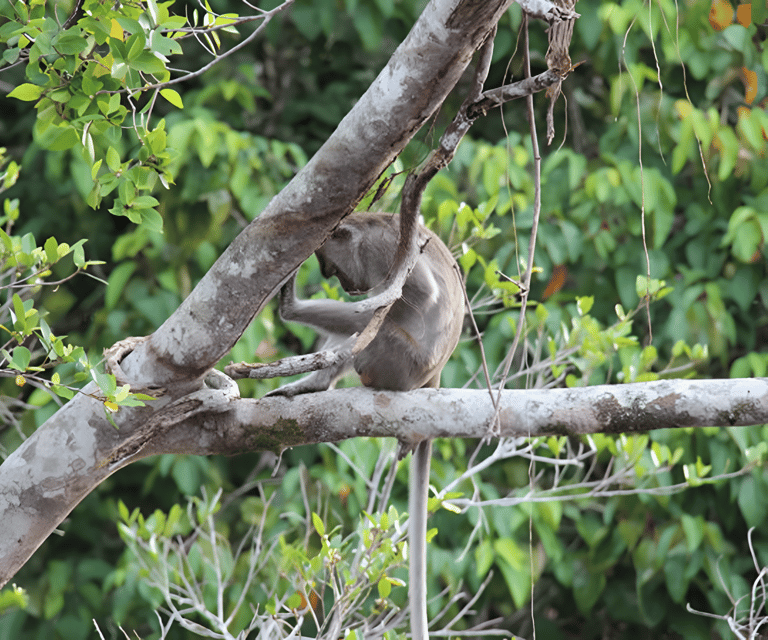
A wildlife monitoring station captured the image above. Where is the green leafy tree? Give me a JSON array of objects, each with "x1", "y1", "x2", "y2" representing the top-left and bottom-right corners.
[{"x1": 1, "y1": 0, "x2": 767, "y2": 638}]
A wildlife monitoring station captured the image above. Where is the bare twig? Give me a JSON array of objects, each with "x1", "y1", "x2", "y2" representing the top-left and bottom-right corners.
[
  {"x1": 490, "y1": 13, "x2": 543, "y2": 434},
  {"x1": 225, "y1": 334, "x2": 357, "y2": 380}
]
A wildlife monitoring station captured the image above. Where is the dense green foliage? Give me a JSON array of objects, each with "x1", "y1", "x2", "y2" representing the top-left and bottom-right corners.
[{"x1": 1, "y1": 0, "x2": 768, "y2": 638}]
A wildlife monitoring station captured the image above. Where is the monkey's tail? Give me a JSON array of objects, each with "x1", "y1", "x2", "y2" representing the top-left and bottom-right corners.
[{"x1": 409, "y1": 438, "x2": 432, "y2": 640}]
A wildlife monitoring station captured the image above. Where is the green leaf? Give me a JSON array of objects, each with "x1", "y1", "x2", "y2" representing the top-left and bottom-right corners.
[
  {"x1": 106, "y1": 147, "x2": 121, "y2": 172},
  {"x1": 115, "y1": 16, "x2": 142, "y2": 34},
  {"x1": 494, "y1": 538, "x2": 525, "y2": 570},
  {"x1": 12, "y1": 294, "x2": 26, "y2": 330},
  {"x1": 716, "y1": 127, "x2": 739, "y2": 181},
  {"x1": 54, "y1": 385, "x2": 74, "y2": 400},
  {"x1": 352, "y1": 4, "x2": 382, "y2": 51},
  {"x1": 72, "y1": 240, "x2": 86, "y2": 267},
  {"x1": 105, "y1": 261, "x2": 137, "y2": 310},
  {"x1": 636, "y1": 275, "x2": 666, "y2": 298},
  {"x1": 672, "y1": 121, "x2": 692, "y2": 174},
  {"x1": 126, "y1": 31, "x2": 146, "y2": 60},
  {"x1": 44, "y1": 236, "x2": 58, "y2": 263},
  {"x1": 495, "y1": 540, "x2": 532, "y2": 609},
  {"x1": 377, "y1": 576, "x2": 391, "y2": 599},
  {"x1": 118, "y1": 178, "x2": 136, "y2": 204},
  {"x1": 285, "y1": 592, "x2": 302, "y2": 609},
  {"x1": 92, "y1": 370, "x2": 117, "y2": 396},
  {"x1": 53, "y1": 32, "x2": 88, "y2": 55},
  {"x1": 81, "y1": 129, "x2": 95, "y2": 164},
  {"x1": 7, "y1": 83, "x2": 44, "y2": 101},
  {"x1": 475, "y1": 539, "x2": 494, "y2": 577},
  {"x1": 130, "y1": 51, "x2": 166, "y2": 74},
  {"x1": 573, "y1": 565, "x2": 606, "y2": 613},
  {"x1": 0, "y1": 583, "x2": 28, "y2": 613},
  {"x1": 312, "y1": 512, "x2": 325, "y2": 536},
  {"x1": 160, "y1": 88, "x2": 183, "y2": 108},
  {"x1": 753, "y1": 0, "x2": 768, "y2": 24},
  {"x1": 37, "y1": 125, "x2": 79, "y2": 151},
  {"x1": 147, "y1": 0, "x2": 159, "y2": 26},
  {"x1": 111, "y1": 60, "x2": 129, "y2": 81},
  {"x1": 576, "y1": 296, "x2": 594, "y2": 316},
  {"x1": 10, "y1": 346, "x2": 31, "y2": 371},
  {"x1": 91, "y1": 158, "x2": 103, "y2": 181},
  {"x1": 0, "y1": 228, "x2": 12, "y2": 251},
  {"x1": 139, "y1": 208, "x2": 163, "y2": 232},
  {"x1": 168, "y1": 457, "x2": 201, "y2": 495},
  {"x1": 663, "y1": 555, "x2": 690, "y2": 603},
  {"x1": 117, "y1": 500, "x2": 130, "y2": 522},
  {"x1": 132, "y1": 195, "x2": 159, "y2": 209},
  {"x1": 737, "y1": 475, "x2": 768, "y2": 528},
  {"x1": 680, "y1": 514, "x2": 704, "y2": 552},
  {"x1": 163, "y1": 503, "x2": 184, "y2": 536},
  {"x1": 730, "y1": 219, "x2": 763, "y2": 263},
  {"x1": 536, "y1": 499, "x2": 562, "y2": 530}
]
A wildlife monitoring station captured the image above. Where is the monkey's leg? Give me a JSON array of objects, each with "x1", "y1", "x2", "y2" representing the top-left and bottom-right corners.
[{"x1": 409, "y1": 438, "x2": 432, "y2": 640}]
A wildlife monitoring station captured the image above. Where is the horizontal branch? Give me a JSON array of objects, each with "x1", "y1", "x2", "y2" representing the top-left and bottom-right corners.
[{"x1": 145, "y1": 378, "x2": 768, "y2": 456}]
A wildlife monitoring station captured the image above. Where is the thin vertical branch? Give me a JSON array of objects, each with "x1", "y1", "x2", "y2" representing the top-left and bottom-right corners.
[{"x1": 492, "y1": 13, "x2": 543, "y2": 423}]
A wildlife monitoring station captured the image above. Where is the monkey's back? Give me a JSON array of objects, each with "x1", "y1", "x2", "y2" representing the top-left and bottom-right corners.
[{"x1": 317, "y1": 212, "x2": 465, "y2": 391}]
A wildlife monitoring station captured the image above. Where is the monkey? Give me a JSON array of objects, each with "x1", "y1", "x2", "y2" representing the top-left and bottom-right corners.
[{"x1": 269, "y1": 211, "x2": 464, "y2": 639}]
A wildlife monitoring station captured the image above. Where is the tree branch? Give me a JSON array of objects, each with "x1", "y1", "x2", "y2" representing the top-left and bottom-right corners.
[
  {"x1": 468, "y1": 69, "x2": 561, "y2": 118},
  {"x1": 170, "y1": 378, "x2": 768, "y2": 454}
]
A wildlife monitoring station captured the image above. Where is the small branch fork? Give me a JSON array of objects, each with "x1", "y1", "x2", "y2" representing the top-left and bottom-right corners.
[{"x1": 229, "y1": 2, "x2": 578, "y2": 382}]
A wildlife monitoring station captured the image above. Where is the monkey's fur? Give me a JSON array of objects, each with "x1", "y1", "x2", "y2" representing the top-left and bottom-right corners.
[
  {"x1": 272, "y1": 211, "x2": 464, "y2": 396},
  {"x1": 271, "y1": 211, "x2": 464, "y2": 638}
]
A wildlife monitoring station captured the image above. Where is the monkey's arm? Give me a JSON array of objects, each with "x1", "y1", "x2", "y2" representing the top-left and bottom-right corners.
[
  {"x1": 266, "y1": 276, "x2": 372, "y2": 396},
  {"x1": 278, "y1": 274, "x2": 377, "y2": 336}
]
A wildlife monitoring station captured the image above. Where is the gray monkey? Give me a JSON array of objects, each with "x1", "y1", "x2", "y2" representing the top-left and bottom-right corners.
[{"x1": 270, "y1": 211, "x2": 464, "y2": 639}]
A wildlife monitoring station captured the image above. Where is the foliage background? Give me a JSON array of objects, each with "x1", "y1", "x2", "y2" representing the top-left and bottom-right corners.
[{"x1": 1, "y1": 0, "x2": 768, "y2": 638}]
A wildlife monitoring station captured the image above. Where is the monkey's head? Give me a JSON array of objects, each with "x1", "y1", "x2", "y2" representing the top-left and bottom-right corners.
[{"x1": 316, "y1": 213, "x2": 397, "y2": 295}]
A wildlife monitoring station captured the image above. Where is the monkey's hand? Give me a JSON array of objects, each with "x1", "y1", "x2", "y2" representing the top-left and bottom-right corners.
[{"x1": 276, "y1": 270, "x2": 299, "y2": 321}]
